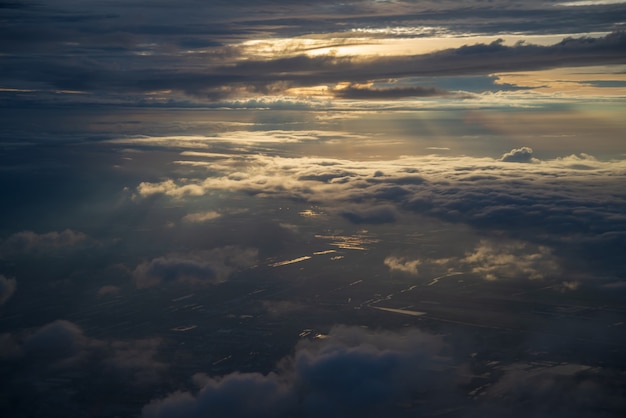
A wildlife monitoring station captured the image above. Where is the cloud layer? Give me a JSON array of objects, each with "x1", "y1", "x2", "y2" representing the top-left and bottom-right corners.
[
  {"x1": 134, "y1": 148, "x2": 626, "y2": 279},
  {"x1": 2, "y1": 0, "x2": 625, "y2": 105}
]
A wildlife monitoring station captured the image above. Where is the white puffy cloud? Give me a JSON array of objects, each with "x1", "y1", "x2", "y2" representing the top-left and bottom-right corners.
[
  {"x1": 499, "y1": 146, "x2": 537, "y2": 163},
  {"x1": 384, "y1": 256, "x2": 421, "y2": 275},
  {"x1": 182, "y1": 211, "x2": 222, "y2": 223},
  {"x1": 460, "y1": 239, "x2": 560, "y2": 280}
]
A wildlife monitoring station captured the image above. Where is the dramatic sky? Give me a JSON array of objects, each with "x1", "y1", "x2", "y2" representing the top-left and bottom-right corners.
[{"x1": 1, "y1": 1, "x2": 626, "y2": 417}]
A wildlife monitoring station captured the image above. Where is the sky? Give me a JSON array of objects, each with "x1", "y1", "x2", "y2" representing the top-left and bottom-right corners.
[{"x1": 1, "y1": 1, "x2": 626, "y2": 417}]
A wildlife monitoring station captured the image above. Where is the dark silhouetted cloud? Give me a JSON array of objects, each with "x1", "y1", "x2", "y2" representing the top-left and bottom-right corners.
[{"x1": 331, "y1": 84, "x2": 463, "y2": 100}]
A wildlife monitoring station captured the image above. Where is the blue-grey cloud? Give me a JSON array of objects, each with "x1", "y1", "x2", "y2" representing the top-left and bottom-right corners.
[
  {"x1": 480, "y1": 363, "x2": 626, "y2": 418},
  {"x1": 0, "y1": 229, "x2": 91, "y2": 258},
  {"x1": 132, "y1": 246, "x2": 258, "y2": 288},
  {"x1": 1, "y1": 319, "x2": 167, "y2": 416},
  {"x1": 0, "y1": 274, "x2": 16, "y2": 305},
  {"x1": 142, "y1": 325, "x2": 450, "y2": 418}
]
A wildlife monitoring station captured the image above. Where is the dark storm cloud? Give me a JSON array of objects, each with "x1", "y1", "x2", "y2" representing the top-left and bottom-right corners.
[
  {"x1": 0, "y1": 274, "x2": 16, "y2": 305},
  {"x1": 132, "y1": 246, "x2": 258, "y2": 288},
  {"x1": 142, "y1": 325, "x2": 451, "y2": 418}
]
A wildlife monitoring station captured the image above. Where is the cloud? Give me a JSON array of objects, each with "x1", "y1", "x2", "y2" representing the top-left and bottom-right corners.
[
  {"x1": 460, "y1": 239, "x2": 560, "y2": 280},
  {"x1": 24, "y1": 319, "x2": 89, "y2": 361},
  {"x1": 103, "y1": 338, "x2": 166, "y2": 387},
  {"x1": 1, "y1": 319, "x2": 168, "y2": 416},
  {"x1": 499, "y1": 146, "x2": 537, "y2": 163},
  {"x1": 0, "y1": 274, "x2": 16, "y2": 305},
  {"x1": 136, "y1": 179, "x2": 207, "y2": 199},
  {"x1": 0, "y1": 229, "x2": 90, "y2": 257},
  {"x1": 0, "y1": 229, "x2": 95, "y2": 259},
  {"x1": 182, "y1": 32, "x2": 626, "y2": 102},
  {"x1": 142, "y1": 325, "x2": 450, "y2": 418},
  {"x1": 0, "y1": 333, "x2": 21, "y2": 359},
  {"x1": 97, "y1": 285, "x2": 121, "y2": 297},
  {"x1": 331, "y1": 84, "x2": 463, "y2": 100},
  {"x1": 481, "y1": 363, "x2": 626, "y2": 417},
  {"x1": 4, "y1": 5, "x2": 626, "y2": 107},
  {"x1": 135, "y1": 148, "x2": 626, "y2": 279},
  {"x1": 340, "y1": 204, "x2": 397, "y2": 224},
  {"x1": 384, "y1": 256, "x2": 421, "y2": 275},
  {"x1": 182, "y1": 210, "x2": 221, "y2": 223},
  {"x1": 132, "y1": 246, "x2": 258, "y2": 288}
]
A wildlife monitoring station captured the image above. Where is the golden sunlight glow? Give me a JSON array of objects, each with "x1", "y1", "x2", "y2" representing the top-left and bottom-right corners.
[
  {"x1": 558, "y1": 0, "x2": 626, "y2": 6},
  {"x1": 284, "y1": 85, "x2": 332, "y2": 97},
  {"x1": 239, "y1": 31, "x2": 611, "y2": 59},
  {"x1": 494, "y1": 65, "x2": 626, "y2": 96}
]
